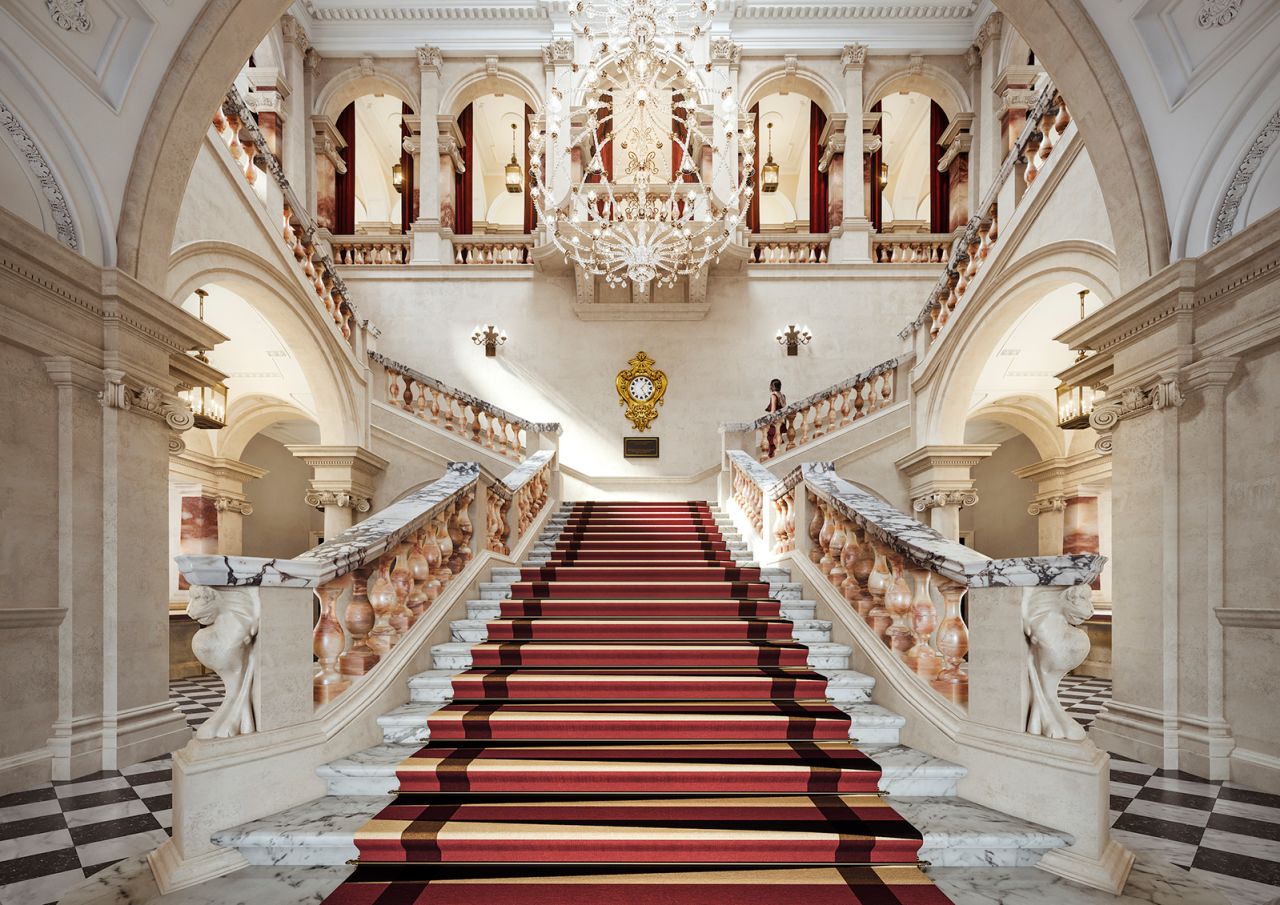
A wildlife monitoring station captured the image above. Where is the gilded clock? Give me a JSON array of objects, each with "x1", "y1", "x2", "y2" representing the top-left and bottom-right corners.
[{"x1": 616, "y1": 351, "x2": 667, "y2": 432}]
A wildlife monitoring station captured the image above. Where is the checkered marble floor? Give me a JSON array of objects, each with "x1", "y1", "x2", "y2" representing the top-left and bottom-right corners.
[{"x1": 3, "y1": 674, "x2": 1278, "y2": 905}]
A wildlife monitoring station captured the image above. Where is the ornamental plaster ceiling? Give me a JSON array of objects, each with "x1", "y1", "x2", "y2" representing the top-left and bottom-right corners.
[{"x1": 291, "y1": 0, "x2": 981, "y2": 54}]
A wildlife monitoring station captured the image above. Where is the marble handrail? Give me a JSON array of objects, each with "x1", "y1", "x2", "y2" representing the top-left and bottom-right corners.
[
  {"x1": 899, "y1": 79, "x2": 1070, "y2": 345},
  {"x1": 485, "y1": 450, "x2": 555, "y2": 555},
  {"x1": 722, "y1": 356, "x2": 904, "y2": 462},
  {"x1": 871, "y1": 233, "x2": 954, "y2": 264},
  {"x1": 214, "y1": 87, "x2": 369, "y2": 349},
  {"x1": 370, "y1": 351, "x2": 561, "y2": 461}
]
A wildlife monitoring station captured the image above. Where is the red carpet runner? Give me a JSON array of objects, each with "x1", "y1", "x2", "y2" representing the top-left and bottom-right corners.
[{"x1": 324, "y1": 501, "x2": 953, "y2": 904}]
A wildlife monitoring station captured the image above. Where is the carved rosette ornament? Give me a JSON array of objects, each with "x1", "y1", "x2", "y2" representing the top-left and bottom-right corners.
[
  {"x1": 912, "y1": 489, "x2": 978, "y2": 513},
  {"x1": 1198, "y1": 0, "x2": 1244, "y2": 28},
  {"x1": 305, "y1": 490, "x2": 373, "y2": 513},
  {"x1": 46, "y1": 0, "x2": 90, "y2": 32}
]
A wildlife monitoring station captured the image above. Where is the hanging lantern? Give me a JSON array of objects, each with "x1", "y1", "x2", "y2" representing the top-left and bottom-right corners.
[
  {"x1": 391, "y1": 162, "x2": 404, "y2": 193},
  {"x1": 505, "y1": 122, "x2": 524, "y2": 193},
  {"x1": 879, "y1": 162, "x2": 890, "y2": 188},
  {"x1": 179, "y1": 381, "x2": 230, "y2": 430},
  {"x1": 761, "y1": 121, "x2": 780, "y2": 193}
]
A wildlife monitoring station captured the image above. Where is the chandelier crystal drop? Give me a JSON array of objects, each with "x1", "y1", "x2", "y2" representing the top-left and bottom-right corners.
[{"x1": 531, "y1": 0, "x2": 754, "y2": 290}]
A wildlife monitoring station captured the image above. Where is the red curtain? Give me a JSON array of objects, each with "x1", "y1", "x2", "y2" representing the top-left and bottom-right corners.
[
  {"x1": 454, "y1": 103, "x2": 473, "y2": 235},
  {"x1": 868, "y1": 100, "x2": 882, "y2": 232},
  {"x1": 523, "y1": 104, "x2": 535, "y2": 234},
  {"x1": 929, "y1": 100, "x2": 950, "y2": 234},
  {"x1": 809, "y1": 101, "x2": 829, "y2": 234},
  {"x1": 399, "y1": 102, "x2": 414, "y2": 234},
  {"x1": 335, "y1": 102, "x2": 356, "y2": 234},
  {"x1": 748, "y1": 104, "x2": 761, "y2": 234}
]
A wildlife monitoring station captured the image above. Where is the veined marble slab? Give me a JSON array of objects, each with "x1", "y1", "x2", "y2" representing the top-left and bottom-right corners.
[
  {"x1": 889, "y1": 796, "x2": 1069, "y2": 868},
  {"x1": 56, "y1": 854, "x2": 351, "y2": 905},
  {"x1": 501, "y1": 449, "x2": 556, "y2": 493}
]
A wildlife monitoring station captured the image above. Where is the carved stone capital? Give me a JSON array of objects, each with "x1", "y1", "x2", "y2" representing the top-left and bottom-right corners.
[
  {"x1": 710, "y1": 37, "x2": 742, "y2": 67},
  {"x1": 841, "y1": 43, "x2": 867, "y2": 72},
  {"x1": 1028, "y1": 497, "x2": 1067, "y2": 517},
  {"x1": 974, "y1": 11, "x2": 1003, "y2": 53},
  {"x1": 99, "y1": 372, "x2": 194, "y2": 433},
  {"x1": 215, "y1": 496, "x2": 254, "y2": 517},
  {"x1": 417, "y1": 45, "x2": 443, "y2": 72},
  {"x1": 541, "y1": 38, "x2": 573, "y2": 67},
  {"x1": 304, "y1": 490, "x2": 372, "y2": 513},
  {"x1": 863, "y1": 132, "x2": 882, "y2": 155},
  {"x1": 912, "y1": 489, "x2": 979, "y2": 512},
  {"x1": 281, "y1": 14, "x2": 311, "y2": 53},
  {"x1": 784, "y1": 55, "x2": 798, "y2": 77},
  {"x1": 1088, "y1": 378, "x2": 1184, "y2": 454}
]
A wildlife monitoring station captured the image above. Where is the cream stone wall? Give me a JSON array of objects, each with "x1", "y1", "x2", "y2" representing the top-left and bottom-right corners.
[
  {"x1": 240, "y1": 435, "x2": 325, "y2": 557},
  {"x1": 959, "y1": 433, "x2": 1040, "y2": 558},
  {"x1": 349, "y1": 267, "x2": 930, "y2": 487}
]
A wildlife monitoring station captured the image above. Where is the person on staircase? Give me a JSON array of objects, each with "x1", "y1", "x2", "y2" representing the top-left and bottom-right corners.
[{"x1": 766, "y1": 378, "x2": 789, "y2": 457}]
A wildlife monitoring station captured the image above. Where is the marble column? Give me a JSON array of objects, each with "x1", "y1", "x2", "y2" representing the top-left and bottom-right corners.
[
  {"x1": 410, "y1": 46, "x2": 444, "y2": 263},
  {"x1": 830, "y1": 44, "x2": 871, "y2": 263},
  {"x1": 288, "y1": 445, "x2": 389, "y2": 539},
  {"x1": 244, "y1": 68, "x2": 290, "y2": 159},
  {"x1": 895, "y1": 445, "x2": 997, "y2": 540},
  {"x1": 994, "y1": 63, "x2": 1041, "y2": 162},
  {"x1": 937, "y1": 113, "x2": 973, "y2": 231},
  {"x1": 279, "y1": 15, "x2": 311, "y2": 185},
  {"x1": 311, "y1": 116, "x2": 346, "y2": 233},
  {"x1": 1027, "y1": 496, "x2": 1067, "y2": 555}
]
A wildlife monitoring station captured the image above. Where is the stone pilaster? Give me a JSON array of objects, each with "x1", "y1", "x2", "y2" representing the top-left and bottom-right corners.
[
  {"x1": 828, "y1": 44, "x2": 872, "y2": 263},
  {"x1": 972, "y1": 11, "x2": 1003, "y2": 203},
  {"x1": 894, "y1": 445, "x2": 997, "y2": 540},
  {"x1": 287, "y1": 445, "x2": 389, "y2": 538},
  {"x1": 310, "y1": 115, "x2": 346, "y2": 233}
]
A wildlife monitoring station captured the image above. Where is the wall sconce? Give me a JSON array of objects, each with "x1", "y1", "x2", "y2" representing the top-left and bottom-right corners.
[
  {"x1": 471, "y1": 324, "x2": 508, "y2": 357},
  {"x1": 879, "y1": 162, "x2": 890, "y2": 188},
  {"x1": 505, "y1": 123, "x2": 524, "y2": 193},
  {"x1": 761, "y1": 122, "x2": 780, "y2": 193},
  {"x1": 776, "y1": 324, "x2": 812, "y2": 356},
  {"x1": 391, "y1": 162, "x2": 404, "y2": 194}
]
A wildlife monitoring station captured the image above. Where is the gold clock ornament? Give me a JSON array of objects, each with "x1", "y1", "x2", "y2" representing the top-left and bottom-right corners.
[{"x1": 616, "y1": 351, "x2": 667, "y2": 432}]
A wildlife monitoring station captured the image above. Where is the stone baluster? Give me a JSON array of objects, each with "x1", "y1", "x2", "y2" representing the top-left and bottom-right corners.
[
  {"x1": 934, "y1": 578, "x2": 970, "y2": 694},
  {"x1": 406, "y1": 536, "x2": 432, "y2": 621},
  {"x1": 866, "y1": 545, "x2": 892, "y2": 641},
  {"x1": 884, "y1": 556, "x2": 916, "y2": 660},
  {"x1": 312, "y1": 583, "x2": 349, "y2": 704},
  {"x1": 434, "y1": 510, "x2": 454, "y2": 590},
  {"x1": 339, "y1": 568, "x2": 378, "y2": 675},
  {"x1": 387, "y1": 545, "x2": 415, "y2": 636},
  {"x1": 907, "y1": 568, "x2": 943, "y2": 679},
  {"x1": 807, "y1": 492, "x2": 824, "y2": 564},
  {"x1": 365, "y1": 559, "x2": 399, "y2": 655},
  {"x1": 817, "y1": 502, "x2": 836, "y2": 577}
]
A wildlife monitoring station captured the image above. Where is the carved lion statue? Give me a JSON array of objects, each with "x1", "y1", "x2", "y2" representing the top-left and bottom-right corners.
[
  {"x1": 187, "y1": 586, "x2": 261, "y2": 739},
  {"x1": 1021, "y1": 584, "x2": 1093, "y2": 740}
]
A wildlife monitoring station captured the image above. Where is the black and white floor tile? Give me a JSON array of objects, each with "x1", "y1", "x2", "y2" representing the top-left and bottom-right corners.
[{"x1": 2, "y1": 675, "x2": 1278, "y2": 905}]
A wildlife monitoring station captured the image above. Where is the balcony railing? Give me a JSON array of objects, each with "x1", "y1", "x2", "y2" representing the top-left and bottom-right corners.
[
  {"x1": 748, "y1": 234, "x2": 831, "y2": 264},
  {"x1": 452, "y1": 235, "x2": 534, "y2": 265},
  {"x1": 872, "y1": 233, "x2": 954, "y2": 264},
  {"x1": 331, "y1": 235, "x2": 410, "y2": 266}
]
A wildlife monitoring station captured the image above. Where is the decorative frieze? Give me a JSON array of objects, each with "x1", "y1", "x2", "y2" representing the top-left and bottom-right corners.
[
  {"x1": 1212, "y1": 108, "x2": 1279, "y2": 246},
  {"x1": 1198, "y1": 0, "x2": 1245, "y2": 28},
  {"x1": 0, "y1": 101, "x2": 80, "y2": 251}
]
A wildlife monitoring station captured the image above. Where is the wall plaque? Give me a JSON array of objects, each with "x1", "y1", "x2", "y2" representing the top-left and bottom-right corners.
[{"x1": 623, "y1": 436, "x2": 660, "y2": 458}]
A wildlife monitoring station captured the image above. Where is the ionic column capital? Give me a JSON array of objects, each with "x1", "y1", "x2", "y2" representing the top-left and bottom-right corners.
[
  {"x1": 304, "y1": 490, "x2": 371, "y2": 513},
  {"x1": 214, "y1": 496, "x2": 254, "y2": 516},
  {"x1": 913, "y1": 489, "x2": 979, "y2": 513},
  {"x1": 1027, "y1": 496, "x2": 1067, "y2": 517}
]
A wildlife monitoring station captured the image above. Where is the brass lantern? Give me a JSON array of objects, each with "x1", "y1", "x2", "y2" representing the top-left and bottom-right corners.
[
  {"x1": 1056, "y1": 289, "x2": 1099, "y2": 429},
  {"x1": 391, "y1": 162, "x2": 404, "y2": 193},
  {"x1": 761, "y1": 122, "x2": 780, "y2": 193},
  {"x1": 879, "y1": 162, "x2": 890, "y2": 188},
  {"x1": 505, "y1": 123, "x2": 524, "y2": 193},
  {"x1": 180, "y1": 381, "x2": 230, "y2": 430}
]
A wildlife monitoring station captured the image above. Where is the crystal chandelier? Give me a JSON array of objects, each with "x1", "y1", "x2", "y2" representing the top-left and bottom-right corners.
[{"x1": 530, "y1": 0, "x2": 755, "y2": 291}]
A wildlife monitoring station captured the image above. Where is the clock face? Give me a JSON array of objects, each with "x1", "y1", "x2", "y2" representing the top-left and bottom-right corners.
[{"x1": 629, "y1": 376, "x2": 656, "y2": 401}]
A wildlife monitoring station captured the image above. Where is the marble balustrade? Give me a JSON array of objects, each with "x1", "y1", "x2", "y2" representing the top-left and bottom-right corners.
[
  {"x1": 871, "y1": 233, "x2": 954, "y2": 264},
  {"x1": 174, "y1": 456, "x2": 556, "y2": 735},
  {"x1": 747, "y1": 234, "x2": 831, "y2": 264},
  {"x1": 451, "y1": 236, "x2": 533, "y2": 265},
  {"x1": 369, "y1": 351, "x2": 561, "y2": 462},
  {"x1": 900, "y1": 80, "x2": 1072, "y2": 349},
  {"x1": 722, "y1": 356, "x2": 905, "y2": 463},
  {"x1": 330, "y1": 236, "x2": 410, "y2": 266},
  {"x1": 214, "y1": 88, "x2": 363, "y2": 350},
  {"x1": 724, "y1": 453, "x2": 1104, "y2": 731}
]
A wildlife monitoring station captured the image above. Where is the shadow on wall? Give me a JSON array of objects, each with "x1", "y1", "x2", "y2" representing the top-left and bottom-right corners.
[
  {"x1": 241, "y1": 433, "x2": 325, "y2": 556},
  {"x1": 959, "y1": 432, "x2": 1039, "y2": 558}
]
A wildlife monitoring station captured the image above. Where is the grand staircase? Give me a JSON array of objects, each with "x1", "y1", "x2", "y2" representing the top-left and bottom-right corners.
[{"x1": 217, "y1": 501, "x2": 1069, "y2": 902}]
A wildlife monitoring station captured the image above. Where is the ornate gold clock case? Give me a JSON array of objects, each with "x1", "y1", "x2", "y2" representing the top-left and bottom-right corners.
[{"x1": 616, "y1": 351, "x2": 667, "y2": 432}]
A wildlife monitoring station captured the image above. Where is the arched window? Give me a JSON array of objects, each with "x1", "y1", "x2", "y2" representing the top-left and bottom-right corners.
[
  {"x1": 751, "y1": 92, "x2": 830, "y2": 234},
  {"x1": 876, "y1": 91, "x2": 950, "y2": 234},
  {"x1": 334, "y1": 95, "x2": 413, "y2": 236}
]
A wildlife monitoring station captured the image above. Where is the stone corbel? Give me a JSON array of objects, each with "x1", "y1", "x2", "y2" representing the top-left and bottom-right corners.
[
  {"x1": 862, "y1": 112, "x2": 882, "y2": 156},
  {"x1": 438, "y1": 116, "x2": 466, "y2": 172},
  {"x1": 936, "y1": 113, "x2": 974, "y2": 171},
  {"x1": 974, "y1": 11, "x2": 1002, "y2": 54},
  {"x1": 311, "y1": 116, "x2": 348, "y2": 174},
  {"x1": 281, "y1": 14, "x2": 311, "y2": 54},
  {"x1": 912, "y1": 489, "x2": 979, "y2": 513},
  {"x1": 99, "y1": 371, "x2": 195, "y2": 435}
]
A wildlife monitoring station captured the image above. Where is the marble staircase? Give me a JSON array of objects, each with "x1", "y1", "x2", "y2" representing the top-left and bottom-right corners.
[{"x1": 214, "y1": 502, "x2": 1072, "y2": 874}]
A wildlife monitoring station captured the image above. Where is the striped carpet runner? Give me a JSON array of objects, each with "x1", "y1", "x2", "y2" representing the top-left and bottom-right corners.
[{"x1": 323, "y1": 501, "x2": 953, "y2": 904}]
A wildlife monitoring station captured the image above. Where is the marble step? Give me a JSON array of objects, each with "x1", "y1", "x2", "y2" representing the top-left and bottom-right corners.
[
  {"x1": 318, "y1": 741, "x2": 963, "y2": 798},
  {"x1": 478, "y1": 582, "x2": 516, "y2": 600},
  {"x1": 447, "y1": 617, "x2": 834, "y2": 645},
  {"x1": 219, "y1": 787, "x2": 1044, "y2": 870},
  {"x1": 430, "y1": 639, "x2": 850, "y2": 672},
  {"x1": 405, "y1": 665, "x2": 875, "y2": 705},
  {"x1": 463, "y1": 599, "x2": 819, "y2": 622},
  {"x1": 836, "y1": 702, "x2": 906, "y2": 745},
  {"x1": 376, "y1": 701, "x2": 445, "y2": 745}
]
